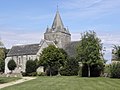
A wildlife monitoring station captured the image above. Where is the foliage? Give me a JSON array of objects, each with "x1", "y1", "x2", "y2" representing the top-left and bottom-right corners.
[
  {"x1": 76, "y1": 31, "x2": 104, "y2": 77},
  {"x1": 60, "y1": 57, "x2": 79, "y2": 76},
  {"x1": 25, "y1": 60, "x2": 37, "y2": 74},
  {"x1": 37, "y1": 72, "x2": 46, "y2": 76},
  {"x1": 0, "y1": 40, "x2": 4, "y2": 48},
  {"x1": 0, "y1": 48, "x2": 5, "y2": 72},
  {"x1": 39, "y1": 45, "x2": 67, "y2": 76},
  {"x1": 0, "y1": 60, "x2": 5, "y2": 73},
  {"x1": 113, "y1": 45, "x2": 120, "y2": 61},
  {"x1": 27, "y1": 72, "x2": 37, "y2": 76},
  {"x1": 103, "y1": 64, "x2": 110, "y2": 77},
  {"x1": 109, "y1": 62, "x2": 120, "y2": 78},
  {"x1": 7, "y1": 59, "x2": 17, "y2": 72}
]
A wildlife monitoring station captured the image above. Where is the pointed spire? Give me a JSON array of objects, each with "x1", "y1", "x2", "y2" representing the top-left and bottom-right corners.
[
  {"x1": 45, "y1": 25, "x2": 51, "y2": 33},
  {"x1": 52, "y1": 7, "x2": 64, "y2": 30},
  {"x1": 57, "y1": 4, "x2": 59, "y2": 12}
]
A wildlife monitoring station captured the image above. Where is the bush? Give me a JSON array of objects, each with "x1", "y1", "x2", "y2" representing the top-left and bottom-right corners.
[
  {"x1": 26, "y1": 60, "x2": 37, "y2": 74},
  {"x1": 28, "y1": 72, "x2": 37, "y2": 76},
  {"x1": 103, "y1": 64, "x2": 110, "y2": 77},
  {"x1": 0, "y1": 59, "x2": 5, "y2": 72},
  {"x1": 110, "y1": 62, "x2": 120, "y2": 78},
  {"x1": 21, "y1": 72, "x2": 27, "y2": 76},
  {"x1": 60, "y1": 57, "x2": 79, "y2": 76},
  {"x1": 7, "y1": 59, "x2": 16, "y2": 73},
  {"x1": 37, "y1": 72, "x2": 46, "y2": 76}
]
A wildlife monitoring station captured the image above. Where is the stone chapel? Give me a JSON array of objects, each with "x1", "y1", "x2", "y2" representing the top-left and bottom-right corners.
[{"x1": 5, "y1": 9, "x2": 79, "y2": 74}]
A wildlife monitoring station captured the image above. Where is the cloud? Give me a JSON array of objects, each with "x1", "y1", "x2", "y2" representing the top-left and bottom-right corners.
[
  {"x1": 0, "y1": 30, "x2": 44, "y2": 48},
  {"x1": 71, "y1": 32, "x2": 81, "y2": 41},
  {"x1": 60, "y1": 0, "x2": 120, "y2": 19}
]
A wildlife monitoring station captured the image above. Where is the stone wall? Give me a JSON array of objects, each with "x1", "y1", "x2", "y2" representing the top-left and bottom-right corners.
[{"x1": 44, "y1": 32, "x2": 71, "y2": 48}]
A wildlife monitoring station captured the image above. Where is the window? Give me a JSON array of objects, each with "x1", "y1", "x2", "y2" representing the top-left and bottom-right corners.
[
  {"x1": 19, "y1": 58, "x2": 20, "y2": 64},
  {"x1": 29, "y1": 57, "x2": 31, "y2": 60}
]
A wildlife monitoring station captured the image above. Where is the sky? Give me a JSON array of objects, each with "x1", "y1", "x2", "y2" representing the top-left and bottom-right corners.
[{"x1": 0, "y1": 0, "x2": 120, "y2": 63}]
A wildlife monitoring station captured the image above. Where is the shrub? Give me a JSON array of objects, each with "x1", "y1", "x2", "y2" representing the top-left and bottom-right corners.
[
  {"x1": 110, "y1": 62, "x2": 120, "y2": 78},
  {"x1": 28, "y1": 72, "x2": 37, "y2": 76},
  {"x1": 37, "y1": 72, "x2": 46, "y2": 76},
  {"x1": 26, "y1": 60, "x2": 37, "y2": 75},
  {"x1": 0, "y1": 59, "x2": 5, "y2": 72},
  {"x1": 103, "y1": 64, "x2": 110, "y2": 77},
  {"x1": 60, "y1": 57, "x2": 79, "y2": 76},
  {"x1": 7, "y1": 59, "x2": 17, "y2": 73}
]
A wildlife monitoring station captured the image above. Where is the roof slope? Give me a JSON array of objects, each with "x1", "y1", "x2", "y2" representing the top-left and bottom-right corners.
[
  {"x1": 7, "y1": 44, "x2": 40, "y2": 56},
  {"x1": 64, "y1": 41, "x2": 80, "y2": 57}
]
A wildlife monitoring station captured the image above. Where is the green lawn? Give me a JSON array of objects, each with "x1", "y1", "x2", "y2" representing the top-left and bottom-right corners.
[
  {"x1": 0, "y1": 77, "x2": 20, "y2": 84},
  {"x1": 1, "y1": 76, "x2": 120, "y2": 90}
]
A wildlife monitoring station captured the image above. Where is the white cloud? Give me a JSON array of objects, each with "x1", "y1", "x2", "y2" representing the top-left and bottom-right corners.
[
  {"x1": 60, "y1": 0, "x2": 120, "y2": 19},
  {"x1": 0, "y1": 30, "x2": 44, "y2": 48}
]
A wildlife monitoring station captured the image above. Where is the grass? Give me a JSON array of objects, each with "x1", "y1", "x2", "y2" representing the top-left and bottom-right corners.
[
  {"x1": 0, "y1": 77, "x2": 20, "y2": 84},
  {"x1": 1, "y1": 76, "x2": 120, "y2": 90}
]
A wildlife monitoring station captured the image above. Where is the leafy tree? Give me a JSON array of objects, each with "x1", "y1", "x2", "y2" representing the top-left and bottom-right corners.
[
  {"x1": 60, "y1": 57, "x2": 79, "y2": 76},
  {"x1": 76, "y1": 31, "x2": 104, "y2": 77},
  {"x1": 0, "y1": 48, "x2": 5, "y2": 72},
  {"x1": 112, "y1": 45, "x2": 120, "y2": 61},
  {"x1": 7, "y1": 59, "x2": 17, "y2": 73},
  {"x1": 26, "y1": 60, "x2": 37, "y2": 74},
  {"x1": 39, "y1": 45, "x2": 67, "y2": 76}
]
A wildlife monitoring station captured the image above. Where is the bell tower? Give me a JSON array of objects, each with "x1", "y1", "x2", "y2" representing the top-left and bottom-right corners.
[{"x1": 44, "y1": 9, "x2": 71, "y2": 48}]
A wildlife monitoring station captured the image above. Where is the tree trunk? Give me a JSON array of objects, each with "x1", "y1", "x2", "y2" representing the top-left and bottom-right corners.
[
  {"x1": 49, "y1": 67, "x2": 52, "y2": 76},
  {"x1": 88, "y1": 64, "x2": 90, "y2": 77},
  {"x1": 57, "y1": 68, "x2": 61, "y2": 76}
]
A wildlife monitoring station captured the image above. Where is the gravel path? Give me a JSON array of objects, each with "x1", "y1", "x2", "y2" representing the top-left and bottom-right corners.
[{"x1": 0, "y1": 77, "x2": 36, "y2": 89}]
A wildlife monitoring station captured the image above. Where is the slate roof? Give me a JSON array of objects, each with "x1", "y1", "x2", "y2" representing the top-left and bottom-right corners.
[
  {"x1": 7, "y1": 44, "x2": 40, "y2": 56},
  {"x1": 7, "y1": 40, "x2": 55, "y2": 57},
  {"x1": 64, "y1": 41, "x2": 80, "y2": 57}
]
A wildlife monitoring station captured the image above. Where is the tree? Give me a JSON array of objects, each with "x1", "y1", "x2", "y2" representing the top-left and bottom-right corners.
[
  {"x1": 112, "y1": 45, "x2": 120, "y2": 61},
  {"x1": 39, "y1": 45, "x2": 67, "y2": 76},
  {"x1": 0, "y1": 48, "x2": 5, "y2": 72},
  {"x1": 76, "y1": 31, "x2": 104, "y2": 77},
  {"x1": 60, "y1": 57, "x2": 79, "y2": 76},
  {"x1": 7, "y1": 59, "x2": 17, "y2": 73},
  {"x1": 26, "y1": 60, "x2": 37, "y2": 75}
]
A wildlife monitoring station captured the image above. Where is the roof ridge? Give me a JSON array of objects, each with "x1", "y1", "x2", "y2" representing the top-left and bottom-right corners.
[{"x1": 12, "y1": 43, "x2": 39, "y2": 47}]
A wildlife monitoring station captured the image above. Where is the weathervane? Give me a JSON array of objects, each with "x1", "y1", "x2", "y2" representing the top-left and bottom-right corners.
[{"x1": 57, "y1": 4, "x2": 59, "y2": 11}]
